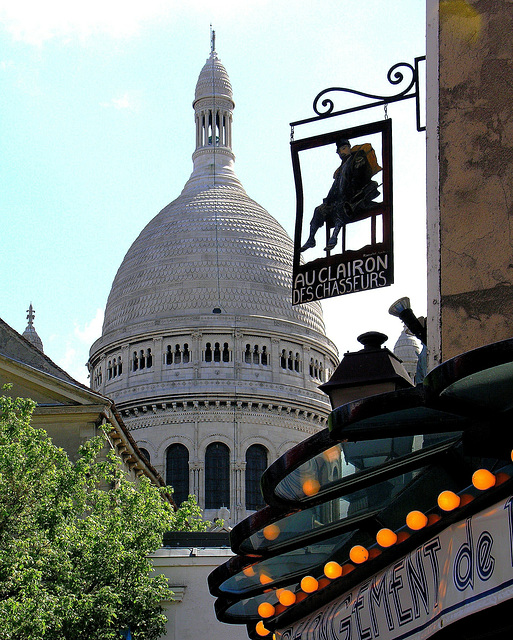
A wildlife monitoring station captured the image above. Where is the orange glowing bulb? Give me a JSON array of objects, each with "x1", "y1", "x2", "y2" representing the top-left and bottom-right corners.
[
  {"x1": 258, "y1": 602, "x2": 275, "y2": 618},
  {"x1": 376, "y1": 528, "x2": 398, "y2": 548},
  {"x1": 300, "y1": 576, "x2": 319, "y2": 593},
  {"x1": 349, "y1": 545, "x2": 369, "y2": 564},
  {"x1": 324, "y1": 561, "x2": 342, "y2": 579},
  {"x1": 263, "y1": 524, "x2": 280, "y2": 540},
  {"x1": 472, "y1": 469, "x2": 496, "y2": 490},
  {"x1": 242, "y1": 565, "x2": 256, "y2": 577},
  {"x1": 438, "y1": 490, "x2": 460, "y2": 511},
  {"x1": 406, "y1": 510, "x2": 428, "y2": 530},
  {"x1": 259, "y1": 572, "x2": 273, "y2": 585},
  {"x1": 256, "y1": 621, "x2": 270, "y2": 636},
  {"x1": 302, "y1": 477, "x2": 320, "y2": 496},
  {"x1": 278, "y1": 590, "x2": 296, "y2": 606}
]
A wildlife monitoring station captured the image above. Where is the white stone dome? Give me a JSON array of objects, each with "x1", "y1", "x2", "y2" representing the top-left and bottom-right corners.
[
  {"x1": 89, "y1": 46, "x2": 338, "y2": 526},
  {"x1": 194, "y1": 51, "x2": 233, "y2": 104},
  {"x1": 101, "y1": 184, "x2": 325, "y2": 340},
  {"x1": 393, "y1": 326, "x2": 420, "y2": 382}
]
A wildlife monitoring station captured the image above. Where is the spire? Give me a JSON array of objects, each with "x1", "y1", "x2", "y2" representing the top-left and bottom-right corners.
[
  {"x1": 22, "y1": 303, "x2": 44, "y2": 352},
  {"x1": 183, "y1": 38, "x2": 243, "y2": 194},
  {"x1": 210, "y1": 24, "x2": 215, "y2": 56}
]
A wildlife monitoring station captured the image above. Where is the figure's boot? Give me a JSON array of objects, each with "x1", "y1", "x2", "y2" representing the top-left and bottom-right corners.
[
  {"x1": 325, "y1": 220, "x2": 343, "y2": 250},
  {"x1": 300, "y1": 224, "x2": 319, "y2": 252}
]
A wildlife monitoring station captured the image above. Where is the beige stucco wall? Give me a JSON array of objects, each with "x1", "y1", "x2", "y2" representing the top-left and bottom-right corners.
[
  {"x1": 430, "y1": 0, "x2": 513, "y2": 361},
  {"x1": 151, "y1": 547, "x2": 247, "y2": 640}
]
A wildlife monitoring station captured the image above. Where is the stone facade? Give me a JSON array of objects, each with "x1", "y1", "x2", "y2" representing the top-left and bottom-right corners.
[{"x1": 427, "y1": 0, "x2": 513, "y2": 364}]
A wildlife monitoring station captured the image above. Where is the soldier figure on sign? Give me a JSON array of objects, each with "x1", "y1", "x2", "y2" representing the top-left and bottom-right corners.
[{"x1": 300, "y1": 138, "x2": 382, "y2": 252}]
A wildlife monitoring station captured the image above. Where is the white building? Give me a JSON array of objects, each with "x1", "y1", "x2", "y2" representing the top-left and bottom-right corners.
[{"x1": 88, "y1": 43, "x2": 338, "y2": 528}]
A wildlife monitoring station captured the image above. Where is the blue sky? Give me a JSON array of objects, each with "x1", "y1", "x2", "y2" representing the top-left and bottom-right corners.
[{"x1": 0, "y1": 0, "x2": 427, "y2": 384}]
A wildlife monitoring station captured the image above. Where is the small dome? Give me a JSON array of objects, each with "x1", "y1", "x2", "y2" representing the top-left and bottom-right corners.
[
  {"x1": 194, "y1": 51, "x2": 233, "y2": 104},
  {"x1": 393, "y1": 327, "x2": 420, "y2": 381}
]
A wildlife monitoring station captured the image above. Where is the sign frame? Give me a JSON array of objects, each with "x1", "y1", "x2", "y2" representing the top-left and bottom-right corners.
[{"x1": 291, "y1": 119, "x2": 393, "y2": 305}]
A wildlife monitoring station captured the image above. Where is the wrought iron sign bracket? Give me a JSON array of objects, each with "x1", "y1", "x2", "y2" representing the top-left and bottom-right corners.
[{"x1": 290, "y1": 56, "x2": 426, "y2": 135}]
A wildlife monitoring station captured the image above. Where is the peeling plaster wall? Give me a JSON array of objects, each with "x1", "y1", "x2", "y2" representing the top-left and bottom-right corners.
[{"x1": 437, "y1": 0, "x2": 513, "y2": 359}]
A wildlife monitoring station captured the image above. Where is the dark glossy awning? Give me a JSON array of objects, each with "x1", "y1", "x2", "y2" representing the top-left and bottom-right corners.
[{"x1": 208, "y1": 338, "x2": 513, "y2": 639}]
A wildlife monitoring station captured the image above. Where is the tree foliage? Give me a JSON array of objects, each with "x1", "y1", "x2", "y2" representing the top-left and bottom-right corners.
[{"x1": 0, "y1": 392, "x2": 208, "y2": 639}]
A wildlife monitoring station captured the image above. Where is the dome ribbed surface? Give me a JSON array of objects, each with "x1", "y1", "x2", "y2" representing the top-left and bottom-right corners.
[
  {"x1": 102, "y1": 184, "x2": 325, "y2": 337},
  {"x1": 194, "y1": 52, "x2": 233, "y2": 103}
]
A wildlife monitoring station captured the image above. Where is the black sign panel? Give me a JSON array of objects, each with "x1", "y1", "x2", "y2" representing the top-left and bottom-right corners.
[{"x1": 292, "y1": 119, "x2": 393, "y2": 304}]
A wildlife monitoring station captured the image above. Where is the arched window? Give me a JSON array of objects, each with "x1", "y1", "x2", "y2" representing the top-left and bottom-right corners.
[
  {"x1": 213, "y1": 342, "x2": 221, "y2": 362},
  {"x1": 261, "y1": 346, "x2": 268, "y2": 366},
  {"x1": 245, "y1": 344, "x2": 252, "y2": 363},
  {"x1": 166, "y1": 444, "x2": 189, "y2": 505},
  {"x1": 139, "y1": 448, "x2": 150, "y2": 463},
  {"x1": 183, "y1": 343, "x2": 190, "y2": 363},
  {"x1": 174, "y1": 344, "x2": 181, "y2": 364},
  {"x1": 253, "y1": 345, "x2": 260, "y2": 364},
  {"x1": 146, "y1": 348, "x2": 153, "y2": 368},
  {"x1": 205, "y1": 442, "x2": 230, "y2": 509},
  {"x1": 166, "y1": 345, "x2": 173, "y2": 365},
  {"x1": 246, "y1": 445, "x2": 268, "y2": 511},
  {"x1": 205, "y1": 343, "x2": 213, "y2": 362},
  {"x1": 222, "y1": 342, "x2": 230, "y2": 362}
]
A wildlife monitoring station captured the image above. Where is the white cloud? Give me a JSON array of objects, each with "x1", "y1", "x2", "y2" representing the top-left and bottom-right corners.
[
  {"x1": 74, "y1": 308, "x2": 104, "y2": 344},
  {"x1": 100, "y1": 92, "x2": 139, "y2": 112}
]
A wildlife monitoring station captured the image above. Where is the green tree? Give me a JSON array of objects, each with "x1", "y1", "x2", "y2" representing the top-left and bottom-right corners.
[{"x1": 0, "y1": 392, "x2": 208, "y2": 639}]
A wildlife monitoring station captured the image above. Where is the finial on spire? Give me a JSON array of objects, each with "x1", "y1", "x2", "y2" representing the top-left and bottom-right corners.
[
  {"x1": 210, "y1": 24, "x2": 216, "y2": 55},
  {"x1": 26, "y1": 303, "x2": 35, "y2": 327},
  {"x1": 22, "y1": 302, "x2": 44, "y2": 352}
]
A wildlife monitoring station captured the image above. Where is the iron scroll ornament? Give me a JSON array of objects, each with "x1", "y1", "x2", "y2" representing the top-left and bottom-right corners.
[{"x1": 290, "y1": 57, "x2": 425, "y2": 132}]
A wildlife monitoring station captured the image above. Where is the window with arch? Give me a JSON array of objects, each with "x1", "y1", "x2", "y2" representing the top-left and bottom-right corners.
[
  {"x1": 166, "y1": 444, "x2": 189, "y2": 505},
  {"x1": 138, "y1": 448, "x2": 150, "y2": 464},
  {"x1": 205, "y1": 442, "x2": 230, "y2": 509},
  {"x1": 245, "y1": 444, "x2": 268, "y2": 511}
]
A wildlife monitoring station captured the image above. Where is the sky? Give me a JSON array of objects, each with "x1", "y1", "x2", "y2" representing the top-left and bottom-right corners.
[{"x1": 0, "y1": 0, "x2": 427, "y2": 385}]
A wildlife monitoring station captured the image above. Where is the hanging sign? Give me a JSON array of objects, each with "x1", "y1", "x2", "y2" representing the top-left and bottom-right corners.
[
  {"x1": 276, "y1": 496, "x2": 513, "y2": 640},
  {"x1": 292, "y1": 120, "x2": 393, "y2": 304}
]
